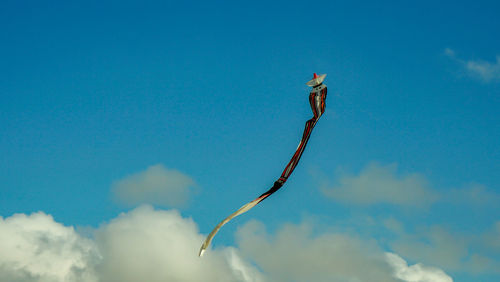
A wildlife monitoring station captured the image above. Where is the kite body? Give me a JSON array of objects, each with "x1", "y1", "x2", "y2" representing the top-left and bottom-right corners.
[{"x1": 199, "y1": 73, "x2": 327, "y2": 256}]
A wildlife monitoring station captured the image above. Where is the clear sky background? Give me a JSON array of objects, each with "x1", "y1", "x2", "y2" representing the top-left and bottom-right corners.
[{"x1": 1, "y1": 1, "x2": 499, "y2": 281}]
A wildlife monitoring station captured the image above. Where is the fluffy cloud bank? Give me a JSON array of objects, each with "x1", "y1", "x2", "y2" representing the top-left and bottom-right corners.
[
  {"x1": 112, "y1": 164, "x2": 196, "y2": 208},
  {"x1": 0, "y1": 207, "x2": 257, "y2": 282},
  {"x1": 386, "y1": 219, "x2": 500, "y2": 275},
  {"x1": 94, "y1": 206, "x2": 257, "y2": 282},
  {"x1": 235, "y1": 219, "x2": 453, "y2": 282},
  {"x1": 0, "y1": 212, "x2": 99, "y2": 282},
  {"x1": 386, "y1": 253, "x2": 452, "y2": 282},
  {"x1": 321, "y1": 162, "x2": 438, "y2": 208},
  {"x1": 319, "y1": 162, "x2": 499, "y2": 210},
  {"x1": 0, "y1": 207, "x2": 452, "y2": 282},
  {"x1": 236, "y1": 219, "x2": 396, "y2": 282},
  {"x1": 445, "y1": 48, "x2": 500, "y2": 82}
]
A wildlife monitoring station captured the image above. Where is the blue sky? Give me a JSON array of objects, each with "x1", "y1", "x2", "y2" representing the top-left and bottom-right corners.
[{"x1": 1, "y1": 1, "x2": 499, "y2": 281}]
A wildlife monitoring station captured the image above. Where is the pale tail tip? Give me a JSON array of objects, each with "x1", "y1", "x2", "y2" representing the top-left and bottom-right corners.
[{"x1": 198, "y1": 248, "x2": 206, "y2": 257}]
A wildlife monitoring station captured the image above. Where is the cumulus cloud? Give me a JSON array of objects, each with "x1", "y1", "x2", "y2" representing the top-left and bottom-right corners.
[
  {"x1": 465, "y1": 57, "x2": 500, "y2": 82},
  {"x1": 445, "y1": 48, "x2": 500, "y2": 82},
  {"x1": 483, "y1": 221, "x2": 500, "y2": 252},
  {"x1": 94, "y1": 206, "x2": 259, "y2": 282},
  {"x1": 235, "y1": 219, "x2": 453, "y2": 282},
  {"x1": 391, "y1": 225, "x2": 468, "y2": 271},
  {"x1": 0, "y1": 212, "x2": 99, "y2": 282},
  {"x1": 446, "y1": 184, "x2": 500, "y2": 206},
  {"x1": 444, "y1": 48, "x2": 455, "y2": 57},
  {"x1": 386, "y1": 253, "x2": 453, "y2": 282},
  {"x1": 226, "y1": 248, "x2": 266, "y2": 282},
  {"x1": 1, "y1": 207, "x2": 455, "y2": 282},
  {"x1": 317, "y1": 163, "x2": 499, "y2": 209},
  {"x1": 320, "y1": 162, "x2": 439, "y2": 208},
  {"x1": 0, "y1": 206, "x2": 260, "y2": 282},
  {"x1": 112, "y1": 164, "x2": 196, "y2": 208},
  {"x1": 386, "y1": 219, "x2": 500, "y2": 274}
]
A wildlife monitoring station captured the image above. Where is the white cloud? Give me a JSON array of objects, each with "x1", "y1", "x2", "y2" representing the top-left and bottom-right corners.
[
  {"x1": 321, "y1": 162, "x2": 438, "y2": 208},
  {"x1": 446, "y1": 184, "x2": 500, "y2": 206},
  {"x1": 318, "y1": 163, "x2": 499, "y2": 209},
  {"x1": 94, "y1": 205, "x2": 258, "y2": 282},
  {"x1": 0, "y1": 206, "x2": 261, "y2": 282},
  {"x1": 483, "y1": 221, "x2": 500, "y2": 252},
  {"x1": 226, "y1": 248, "x2": 266, "y2": 282},
  {"x1": 235, "y1": 219, "x2": 438, "y2": 282},
  {"x1": 386, "y1": 253, "x2": 453, "y2": 282},
  {"x1": 112, "y1": 164, "x2": 196, "y2": 208},
  {"x1": 391, "y1": 225, "x2": 467, "y2": 271},
  {"x1": 445, "y1": 48, "x2": 500, "y2": 82},
  {"x1": 0, "y1": 212, "x2": 99, "y2": 282},
  {"x1": 386, "y1": 220, "x2": 500, "y2": 274},
  {"x1": 465, "y1": 57, "x2": 500, "y2": 82},
  {"x1": 1, "y1": 207, "x2": 456, "y2": 282},
  {"x1": 444, "y1": 48, "x2": 455, "y2": 57}
]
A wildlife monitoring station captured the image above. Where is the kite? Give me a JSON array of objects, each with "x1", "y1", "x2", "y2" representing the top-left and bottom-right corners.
[{"x1": 199, "y1": 73, "x2": 327, "y2": 256}]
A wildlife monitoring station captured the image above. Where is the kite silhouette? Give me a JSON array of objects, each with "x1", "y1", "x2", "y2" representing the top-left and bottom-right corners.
[{"x1": 199, "y1": 73, "x2": 327, "y2": 256}]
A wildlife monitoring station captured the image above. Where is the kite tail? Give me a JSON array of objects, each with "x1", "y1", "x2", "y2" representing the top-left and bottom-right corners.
[{"x1": 199, "y1": 84, "x2": 327, "y2": 257}]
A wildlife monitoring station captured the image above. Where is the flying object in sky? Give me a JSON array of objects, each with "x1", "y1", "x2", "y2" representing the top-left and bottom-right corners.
[{"x1": 199, "y1": 73, "x2": 327, "y2": 256}]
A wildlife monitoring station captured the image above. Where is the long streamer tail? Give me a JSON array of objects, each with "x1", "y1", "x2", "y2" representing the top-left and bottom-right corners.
[{"x1": 199, "y1": 80, "x2": 327, "y2": 256}]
